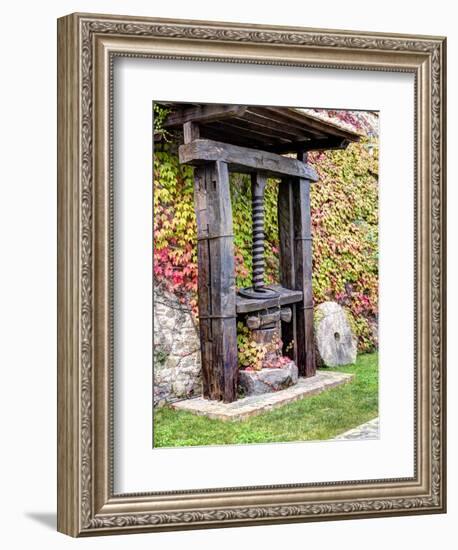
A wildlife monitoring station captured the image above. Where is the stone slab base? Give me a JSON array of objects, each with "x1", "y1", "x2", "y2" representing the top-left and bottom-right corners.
[
  {"x1": 171, "y1": 370, "x2": 354, "y2": 421},
  {"x1": 238, "y1": 362, "x2": 298, "y2": 396}
]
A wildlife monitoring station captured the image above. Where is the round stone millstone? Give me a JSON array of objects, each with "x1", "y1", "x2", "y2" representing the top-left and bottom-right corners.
[{"x1": 314, "y1": 301, "x2": 357, "y2": 367}]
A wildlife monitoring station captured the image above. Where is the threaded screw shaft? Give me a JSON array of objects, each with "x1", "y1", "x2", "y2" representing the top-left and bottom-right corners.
[{"x1": 251, "y1": 173, "x2": 267, "y2": 291}]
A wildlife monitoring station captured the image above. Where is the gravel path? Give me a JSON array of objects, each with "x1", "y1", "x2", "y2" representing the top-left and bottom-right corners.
[{"x1": 334, "y1": 417, "x2": 379, "y2": 440}]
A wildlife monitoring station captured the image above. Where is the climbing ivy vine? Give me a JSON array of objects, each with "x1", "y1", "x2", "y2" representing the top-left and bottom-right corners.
[{"x1": 308, "y1": 142, "x2": 379, "y2": 352}]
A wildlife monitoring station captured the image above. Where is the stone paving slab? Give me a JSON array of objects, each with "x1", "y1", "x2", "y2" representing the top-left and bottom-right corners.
[
  {"x1": 171, "y1": 370, "x2": 354, "y2": 421},
  {"x1": 334, "y1": 417, "x2": 379, "y2": 440}
]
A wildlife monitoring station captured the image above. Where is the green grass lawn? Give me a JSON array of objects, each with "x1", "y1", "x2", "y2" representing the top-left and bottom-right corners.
[{"x1": 153, "y1": 352, "x2": 378, "y2": 448}]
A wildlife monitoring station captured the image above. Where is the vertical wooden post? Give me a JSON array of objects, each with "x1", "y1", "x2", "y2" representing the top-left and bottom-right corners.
[
  {"x1": 278, "y1": 178, "x2": 297, "y2": 365},
  {"x1": 183, "y1": 120, "x2": 200, "y2": 143},
  {"x1": 193, "y1": 160, "x2": 238, "y2": 402},
  {"x1": 278, "y1": 152, "x2": 316, "y2": 377},
  {"x1": 292, "y1": 152, "x2": 316, "y2": 377},
  {"x1": 297, "y1": 152, "x2": 316, "y2": 376}
]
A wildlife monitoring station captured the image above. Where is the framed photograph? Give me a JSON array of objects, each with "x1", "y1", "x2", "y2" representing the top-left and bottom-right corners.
[{"x1": 57, "y1": 12, "x2": 446, "y2": 536}]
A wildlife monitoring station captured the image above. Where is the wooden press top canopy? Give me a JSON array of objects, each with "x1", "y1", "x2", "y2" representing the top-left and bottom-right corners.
[{"x1": 158, "y1": 102, "x2": 361, "y2": 154}]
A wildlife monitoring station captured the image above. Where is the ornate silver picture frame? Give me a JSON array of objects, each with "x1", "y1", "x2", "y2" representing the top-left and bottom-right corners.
[{"x1": 57, "y1": 12, "x2": 446, "y2": 536}]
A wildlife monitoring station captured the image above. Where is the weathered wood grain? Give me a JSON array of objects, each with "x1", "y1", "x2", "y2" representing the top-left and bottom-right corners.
[
  {"x1": 162, "y1": 103, "x2": 361, "y2": 153},
  {"x1": 235, "y1": 110, "x2": 303, "y2": 139},
  {"x1": 193, "y1": 165, "x2": 211, "y2": 398},
  {"x1": 292, "y1": 167, "x2": 316, "y2": 377},
  {"x1": 193, "y1": 161, "x2": 238, "y2": 402},
  {"x1": 246, "y1": 309, "x2": 281, "y2": 329},
  {"x1": 271, "y1": 137, "x2": 349, "y2": 154},
  {"x1": 201, "y1": 125, "x2": 268, "y2": 150},
  {"x1": 236, "y1": 285, "x2": 302, "y2": 314},
  {"x1": 220, "y1": 118, "x2": 296, "y2": 143},
  {"x1": 261, "y1": 106, "x2": 359, "y2": 140},
  {"x1": 165, "y1": 104, "x2": 247, "y2": 127},
  {"x1": 180, "y1": 139, "x2": 319, "y2": 180},
  {"x1": 183, "y1": 121, "x2": 200, "y2": 144},
  {"x1": 278, "y1": 178, "x2": 297, "y2": 364}
]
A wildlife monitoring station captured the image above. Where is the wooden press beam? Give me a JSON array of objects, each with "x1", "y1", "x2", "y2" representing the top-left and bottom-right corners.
[
  {"x1": 236, "y1": 285, "x2": 302, "y2": 314},
  {"x1": 179, "y1": 139, "x2": 319, "y2": 180}
]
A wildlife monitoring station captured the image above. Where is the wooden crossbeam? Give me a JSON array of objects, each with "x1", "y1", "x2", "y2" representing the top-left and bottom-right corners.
[
  {"x1": 220, "y1": 118, "x2": 297, "y2": 143},
  {"x1": 201, "y1": 124, "x2": 269, "y2": 150},
  {"x1": 236, "y1": 285, "x2": 302, "y2": 314},
  {"x1": 179, "y1": 139, "x2": 319, "y2": 180},
  {"x1": 261, "y1": 106, "x2": 360, "y2": 141},
  {"x1": 240, "y1": 110, "x2": 304, "y2": 139},
  {"x1": 248, "y1": 106, "x2": 325, "y2": 138},
  {"x1": 270, "y1": 137, "x2": 349, "y2": 154},
  {"x1": 164, "y1": 104, "x2": 247, "y2": 127}
]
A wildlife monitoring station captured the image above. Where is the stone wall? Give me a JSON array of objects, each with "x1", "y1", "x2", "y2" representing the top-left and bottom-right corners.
[{"x1": 153, "y1": 286, "x2": 202, "y2": 406}]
